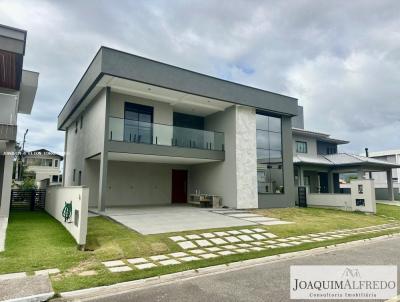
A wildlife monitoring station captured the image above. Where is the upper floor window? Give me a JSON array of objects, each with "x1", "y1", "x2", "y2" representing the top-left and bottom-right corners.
[
  {"x1": 26, "y1": 158, "x2": 53, "y2": 167},
  {"x1": 256, "y1": 113, "x2": 284, "y2": 194},
  {"x1": 296, "y1": 141, "x2": 307, "y2": 153},
  {"x1": 54, "y1": 159, "x2": 59, "y2": 168},
  {"x1": 124, "y1": 102, "x2": 153, "y2": 143},
  {"x1": 326, "y1": 147, "x2": 336, "y2": 154}
]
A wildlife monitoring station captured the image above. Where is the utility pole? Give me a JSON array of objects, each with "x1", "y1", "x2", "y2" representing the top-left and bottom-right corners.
[
  {"x1": 17, "y1": 129, "x2": 28, "y2": 181},
  {"x1": 365, "y1": 147, "x2": 372, "y2": 179}
]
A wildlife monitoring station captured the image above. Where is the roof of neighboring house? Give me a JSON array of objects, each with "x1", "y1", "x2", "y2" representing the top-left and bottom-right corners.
[
  {"x1": 293, "y1": 153, "x2": 400, "y2": 169},
  {"x1": 25, "y1": 149, "x2": 63, "y2": 160},
  {"x1": 58, "y1": 46, "x2": 299, "y2": 130},
  {"x1": 362, "y1": 149, "x2": 400, "y2": 157},
  {"x1": 292, "y1": 128, "x2": 349, "y2": 145}
]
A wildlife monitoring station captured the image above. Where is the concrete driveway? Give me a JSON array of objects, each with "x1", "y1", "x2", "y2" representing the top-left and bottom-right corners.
[{"x1": 92, "y1": 205, "x2": 256, "y2": 235}]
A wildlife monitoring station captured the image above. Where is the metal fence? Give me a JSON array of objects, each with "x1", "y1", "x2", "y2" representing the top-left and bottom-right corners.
[{"x1": 10, "y1": 189, "x2": 46, "y2": 211}]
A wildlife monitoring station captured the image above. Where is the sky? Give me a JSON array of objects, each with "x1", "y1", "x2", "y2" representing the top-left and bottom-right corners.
[{"x1": 1, "y1": 0, "x2": 399, "y2": 155}]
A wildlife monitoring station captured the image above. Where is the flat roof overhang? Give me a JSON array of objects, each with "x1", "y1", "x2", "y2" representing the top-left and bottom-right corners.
[
  {"x1": 294, "y1": 161, "x2": 400, "y2": 172},
  {"x1": 58, "y1": 47, "x2": 298, "y2": 130},
  {"x1": 18, "y1": 70, "x2": 39, "y2": 114},
  {"x1": 0, "y1": 24, "x2": 27, "y2": 55},
  {"x1": 292, "y1": 128, "x2": 349, "y2": 145}
]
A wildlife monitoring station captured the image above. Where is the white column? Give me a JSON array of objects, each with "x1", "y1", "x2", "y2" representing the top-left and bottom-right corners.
[
  {"x1": 98, "y1": 87, "x2": 110, "y2": 212},
  {"x1": 235, "y1": 106, "x2": 258, "y2": 209},
  {"x1": 387, "y1": 169, "x2": 394, "y2": 201},
  {"x1": 0, "y1": 142, "x2": 15, "y2": 217},
  {"x1": 298, "y1": 166, "x2": 305, "y2": 186},
  {"x1": 98, "y1": 151, "x2": 108, "y2": 211}
]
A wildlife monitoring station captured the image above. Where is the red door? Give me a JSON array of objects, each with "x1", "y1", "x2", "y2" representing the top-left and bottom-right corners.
[{"x1": 171, "y1": 170, "x2": 188, "y2": 203}]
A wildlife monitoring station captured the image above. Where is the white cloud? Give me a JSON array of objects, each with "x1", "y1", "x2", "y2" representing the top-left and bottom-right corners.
[{"x1": 0, "y1": 0, "x2": 398, "y2": 154}]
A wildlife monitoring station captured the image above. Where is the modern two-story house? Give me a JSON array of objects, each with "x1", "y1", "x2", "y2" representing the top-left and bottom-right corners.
[
  {"x1": 0, "y1": 24, "x2": 39, "y2": 218},
  {"x1": 23, "y1": 149, "x2": 63, "y2": 185},
  {"x1": 292, "y1": 110, "x2": 399, "y2": 200},
  {"x1": 59, "y1": 47, "x2": 300, "y2": 210}
]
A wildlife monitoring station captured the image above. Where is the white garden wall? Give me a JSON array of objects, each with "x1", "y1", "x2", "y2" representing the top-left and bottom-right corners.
[
  {"x1": 307, "y1": 193, "x2": 351, "y2": 210},
  {"x1": 45, "y1": 186, "x2": 89, "y2": 246},
  {"x1": 306, "y1": 179, "x2": 376, "y2": 213}
]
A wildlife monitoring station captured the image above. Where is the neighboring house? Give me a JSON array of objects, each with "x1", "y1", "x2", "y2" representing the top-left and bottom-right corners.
[
  {"x1": 58, "y1": 47, "x2": 299, "y2": 210},
  {"x1": 23, "y1": 149, "x2": 63, "y2": 185},
  {"x1": 292, "y1": 109, "x2": 400, "y2": 201},
  {"x1": 363, "y1": 150, "x2": 400, "y2": 200},
  {"x1": 0, "y1": 24, "x2": 39, "y2": 218}
]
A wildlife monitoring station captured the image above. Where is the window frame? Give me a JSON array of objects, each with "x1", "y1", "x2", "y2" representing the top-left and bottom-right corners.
[
  {"x1": 296, "y1": 141, "x2": 308, "y2": 154},
  {"x1": 256, "y1": 112, "x2": 284, "y2": 195},
  {"x1": 78, "y1": 171, "x2": 82, "y2": 186}
]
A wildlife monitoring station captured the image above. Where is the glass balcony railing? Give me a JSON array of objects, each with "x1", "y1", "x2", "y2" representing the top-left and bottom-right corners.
[{"x1": 109, "y1": 117, "x2": 225, "y2": 151}]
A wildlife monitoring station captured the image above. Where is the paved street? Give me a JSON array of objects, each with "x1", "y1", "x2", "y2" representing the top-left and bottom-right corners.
[{"x1": 77, "y1": 237, "x2": 400, "y2": 302}]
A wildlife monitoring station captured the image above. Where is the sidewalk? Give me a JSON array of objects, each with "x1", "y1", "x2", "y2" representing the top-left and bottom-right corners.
[{"x1": 0, "y1": 274, "x2": 54, "y2": 302}]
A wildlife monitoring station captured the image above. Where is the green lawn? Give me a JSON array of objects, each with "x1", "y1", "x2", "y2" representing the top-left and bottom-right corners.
[
  {"x1": 0, "y1": 211, "x2": 88, "y2": 274},
  {"x1": 376, "y1": 203, "x2": 400, "y2": 220},
  {"x1": 0, "y1": 204, "x2": 399, "y2": 293}
]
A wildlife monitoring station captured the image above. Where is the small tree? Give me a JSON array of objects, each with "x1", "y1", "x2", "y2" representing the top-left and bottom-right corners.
[{"x1": 19, "y1": 178, "x2": 37, "y2": 190}]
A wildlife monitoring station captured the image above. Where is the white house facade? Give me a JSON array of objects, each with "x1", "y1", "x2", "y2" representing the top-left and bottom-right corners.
[
  {"x1": 59, "y1": 47, "x2": 299, "y2": 210},
  {"x1": 24, "y1": 149, "x2": 63, "y2": 185},
  {"x1": 0, "y1": 24, "x2": 38, "y2": 218}
]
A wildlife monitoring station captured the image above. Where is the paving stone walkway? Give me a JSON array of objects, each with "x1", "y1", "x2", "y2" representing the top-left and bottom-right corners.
[
  {"x1": 211, "y1": 210, "x2": 293, "y2": 225},
  {"x1": 100, "y1": 223, "x2": 400, "y2": 273}
]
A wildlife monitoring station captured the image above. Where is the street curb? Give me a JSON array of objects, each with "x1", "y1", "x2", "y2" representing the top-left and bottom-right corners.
[
  {"x1": 5, "y1": 292, "x2": 54, "y2": 302},
  {"x1": 59, "y1": 233, "x2": 400, "y2": 301}
]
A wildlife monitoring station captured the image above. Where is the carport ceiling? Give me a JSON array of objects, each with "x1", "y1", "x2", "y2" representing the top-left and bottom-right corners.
[
  {"x1": 91, "y1": 152, "x2": 219, "y2": 165},
  {"x1": 108, "y1": 76, "x2": 232, "y2": 117}
]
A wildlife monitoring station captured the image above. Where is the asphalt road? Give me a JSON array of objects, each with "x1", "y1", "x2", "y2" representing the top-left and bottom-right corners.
[{"x1": 79, "y1": 237, "x2": 400, "y2": 302}]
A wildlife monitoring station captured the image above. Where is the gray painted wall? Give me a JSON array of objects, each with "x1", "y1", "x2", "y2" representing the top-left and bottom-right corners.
[
  {"x1": 189, "y1": 106, "x2": 238, "y2": 208},
  {"x1": 292, "y1": 106, "x2": 304, "y2": 129},
  {"x1": 106, "y1": 161, "x2": 187, "y2": 206},
  {"x1": 64, "y1": 88, "x2": 106, "y2": 186}
]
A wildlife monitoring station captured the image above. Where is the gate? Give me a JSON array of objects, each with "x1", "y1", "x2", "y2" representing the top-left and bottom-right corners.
[
  {"x1": 10, "y1": 189, "x2": 46, "y2": 211},
  {"x1": 297, "y1": 186, "x2": 307, "y2": 208}
]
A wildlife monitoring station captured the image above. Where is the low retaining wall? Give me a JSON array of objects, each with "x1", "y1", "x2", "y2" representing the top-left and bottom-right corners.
[
  {"x1": 307, "y1": 193, "x2": 351, "y2": 210},
  {"x1": 45, "y1": 186, "x2": 89, "y2": 246},
  {"x1": 306, "y1": 179, "x2": 376, "y2": 213}
]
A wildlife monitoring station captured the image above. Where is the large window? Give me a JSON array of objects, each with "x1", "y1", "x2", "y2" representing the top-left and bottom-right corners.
[
  {"x1": 296, "y1": 141, "x2": 307, "y2": 153},
  {"x1": 26, "y1": 158, "x2": 53, "y2": 167},
  {"x1": 124, "y1": 102, "x2": 153, "y2": 144},
  {"x1": 256, "y1": 113, "x2": 284, "y2": 194}
]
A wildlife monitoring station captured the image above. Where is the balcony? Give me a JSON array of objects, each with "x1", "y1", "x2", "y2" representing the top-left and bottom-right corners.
[
  {"x1": 0, "y1": 93, "x2": 18, "y2": 140},
  {"x1": 108, "y1": 117, "x2": 224, "y2": 152}
]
